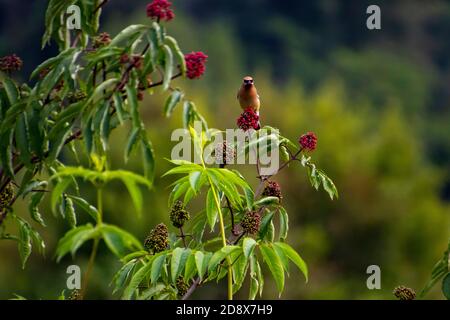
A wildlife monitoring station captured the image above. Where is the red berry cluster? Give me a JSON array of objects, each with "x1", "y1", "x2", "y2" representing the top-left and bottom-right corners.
[
  {"x1": 185, "y1": 52, "x2": 208, "y2": 79},
  {"x1": 0, "y1": 54, "x2": 23, "y2": 72},
  {"x1": 237, "y1": 107, "x2": 260, "y2": 131},
  {"x1": 299, "y1": 132, "x2": 317, "y2": 151},
  {"x1": 146, "y1": 0, "x2": 175, "y2": 22},
  {"x1": 262, "y1": 181, "x2": 282, "y2": 200},
  {"x1": 93, "y1": 32, "x2": 111, "y2": 48}
]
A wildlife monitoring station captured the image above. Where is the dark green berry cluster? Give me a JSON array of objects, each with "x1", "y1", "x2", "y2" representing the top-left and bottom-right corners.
[
  {"x1": 393, "y1": 286, "x2": 416, "y2": 300},
  {"x1": 240, "y1": 211, "x2": 261, "y2": 234},
  {"x1": 68, "y1": 289, "x2": 82, "y2": 300},
  {"x1": 0, "y1": 183, "x2": 14, "y2": 211},
  {"x1": 169, "y1": 200, "x2": 190, "y2": 228},
  {"x1": 67, "y1": 90, "x2": 87, "y2": 103},
  {"x1": 144, "y1": 223, "x2": 169, "y2": 253},
  {"x1": 176, "y1": 276, "x2": 189, "y2": 297}
]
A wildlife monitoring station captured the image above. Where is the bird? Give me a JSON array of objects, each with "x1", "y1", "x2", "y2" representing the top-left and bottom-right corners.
[{"x1": 237, "y1": 76, "x2": 260, "y2": 115}]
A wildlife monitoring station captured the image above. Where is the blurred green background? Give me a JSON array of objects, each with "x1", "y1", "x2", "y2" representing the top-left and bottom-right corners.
[{"x1": 0, "y1": 0, "x2": 449, "y2": 299}]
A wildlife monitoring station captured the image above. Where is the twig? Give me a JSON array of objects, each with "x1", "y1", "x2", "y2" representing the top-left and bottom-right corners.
[
  {"x1": 179, "y1": 227, "x2": 187, "y2": 248},
  {"x1": 182, "y1": 277, "x2": 201, "y2": 300},
  {"x1": 93, "y1": 0, "x2": 109, "y2": 15}
]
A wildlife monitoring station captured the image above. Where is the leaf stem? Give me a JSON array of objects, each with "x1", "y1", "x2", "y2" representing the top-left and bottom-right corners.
[{"x1": 208, "y1": 179, "x2": 233, "y2": 300}]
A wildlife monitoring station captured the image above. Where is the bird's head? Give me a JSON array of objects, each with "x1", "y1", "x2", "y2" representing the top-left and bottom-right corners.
[{"x1": 243, "y1": 76, "x2": 254, "y2": 87}]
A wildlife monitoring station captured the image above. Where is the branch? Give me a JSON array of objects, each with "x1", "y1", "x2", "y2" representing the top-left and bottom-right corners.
[{"x1": 93, "y1": 0, "x2": 109, "y2": 15}]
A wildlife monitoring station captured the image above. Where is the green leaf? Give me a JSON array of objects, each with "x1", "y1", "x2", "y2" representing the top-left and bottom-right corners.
[
  {"x1": 206, "y1": 189, "x2": 218, "y2": 230},
  {"x1": 164, "y1": 36, "x2": 186, "y2": 76},
  {"x1": 122, "y1": 260, "x2": 153, "y2": 300},
  {"x1": 242, "y1": 237, "x2": 257, "y2": 259},
  {"x1": 189, "y1": 170, "x2": 204, "y2": 193},
  {"x1": 163, "y1": 89, "x2": 183, "y2": 117},
  {"x1": 18, "y1": 221, "x2": 32, "y2": 269},
  {"x1": 112, "y1": 92, "x2": 126, "y2": 125},
  {"x1": 171, "y1": 247, "x2": 190, "y2": 283},
  {"x1": 29, "y1": 227, "x2": 45, "y2": 256},
  {"x1": 182, "y1": 100, "x2": 192, "y2": 128},
  {"x1": 184, "y1": 251, "x2": 197, "y2": 280},
  {"x1": 254, "y1": 196, "x2": 279, "y2": 207},
  {"x1": 208, "y1": 246, "x2": 240, "y2": 272},
  {"x1": 442, "y1": 273, "x2": 450, "y2": 300},
  {"x1": 68, "y1": 195, "x2": 98, "y2": 222},
  {"x1": 141, "y1": 135, "x2": 155, "y2": 184},
  {"x1": 232, "y1": 253, "x2": 248, "y2": 294},
  {"x1": 258, "y1": 211, "x2": 275, "y2": 241},
  {"x1": 273, "y1": 242, "x2": 308, "y2": 282},
  {"x1": 47, "y1": 123, "x2": 73, "y2": 164},
  {"x1": 100, "y1": 224, "x2": 143, "y2": 258},
  {"x1": 125, "y1": 127, "x2": 140, "y2": 163},
  {"x1": 55, "y1": 224, "x2": 98, "y2": 262},
  {"x1": 126, "y1": 85, "x2": 140, "y2": 129},
  {"x1": 112, "y1": 260, "x2": 137, "y2": 295},
  {"x1": 259, "y1": 244, "x2": 285, "y2": 294},
  {"x1": 1, "y1": 77, "x2": 19, "y2": 104},
  {"x1": 151, "y1": 253, "x2": 167, "y2": 283},
  {"x1": 161, "y1": 45, "x2": 173, "y2": 91},
  {"x1": 121, "y1": 251, "x2": 148, "y2": 263},
  {"x1": 15, "y1": 113, "x2": 32, "y2": 166},
  {"x1": 110, "y1": 25, "x2": 149, "y2": 47},
  {"x1": 28, "y1": 191, "x2": 46, "y2": 227},
  {"x1": 51, "y1": 177, "x2": 72, "y2": 214},
  {"x1": 249, "y1": 254, "x2": 259, "y2": 300},
  {"x1": 279, "y1": 207, "x2": 289, "y2": 241},
  {"x1": 64, "y1": 196, "x2": 77, "y2": 228},
  {"x1": 195, "y1": 251, "x2": 211, "y2": 281}
]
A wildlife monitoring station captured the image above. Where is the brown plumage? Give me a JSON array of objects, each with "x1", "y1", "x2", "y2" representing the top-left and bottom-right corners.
[{"x1": 237, "y1": 76, "x2": 260, "y2": 114}]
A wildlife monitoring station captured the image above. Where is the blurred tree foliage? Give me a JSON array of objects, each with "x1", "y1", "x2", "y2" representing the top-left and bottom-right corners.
[{"x1": 0, "y1": 0, "x2": 449, "y2": 299}]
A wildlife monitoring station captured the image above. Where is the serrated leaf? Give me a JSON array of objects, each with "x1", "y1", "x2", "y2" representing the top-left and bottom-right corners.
[
  {"x1": 51, "y1": 177, "x2": 72, "y2": 214},
  {"x1": 55, "y1": 224, "x2": 97, "y2": 262},
  {"x1": 258, "y1": 211, "x2": 274, "y2": 241},
  {"x1": 18, "y1": 221, "x2": 32, "y2": 269},
  {"x1": 273, "y1": 242, "x2": 308, "y2": 282},
  {"x1": 259, "y1": 244, "x2": 284, "y2": 294},
  {"x1": 122, "y1": 260, "x2": 153, "y2": 300},
  {"x1": 163, "y1": 89, "x2": 183, "y2": 117},
  {"x1": 67, "y1": 195, "x2": 98, "y2": 222},
  {"x1": 195, "y1": 251, "x2": 211, "y2": 281},
  {"x1": 208, "y1": 246, "x2": 240, "y2": 273},
  {"x1": 101, "y1": 224, "x2": 143, "y2": 258},
  {"x1": 125, "y1": 127, "x2": 140, "y2": 163},
  {"x1": 161, "y1": 45, "x2": 173, "y2": 91},
  {"x1": 110, "y1": 25, "x2": 148, "y2": 47},
  {"x1": 279, "y1": 207, "x2": 289, "y2": 241},
  {"x1": 112, "y1": 260, "x2": 137, "y2": 295},
  {"x1": 141, "y1": 135, "x2": 155, "y2": 184},
  {"x1": 253, "y1": 196, "x2": 279, "y2": 207},
  {"x1": 64, "y1": 196, "x2": 77, "y2": 228},
  {"x1": 184, "y1": 252, "x2": 197, "y2": 280},
  {"x1": 151, "y1": 253, "x2": 167, "y2": 283},
  {"x1": 242, "y1": 237, "x2": 257, "y2": 259},
  {"x1": 171, "y1": 247, "x2": 190, "y2": 283},
  {"x1": 28, "y1": 191, "x2": 46, "y2": 227}
]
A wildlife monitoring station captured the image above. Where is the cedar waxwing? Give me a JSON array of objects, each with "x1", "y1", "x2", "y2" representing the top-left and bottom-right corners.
[{"x1": 237, "y1": 76, "x2": 260, "y2": 114}]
